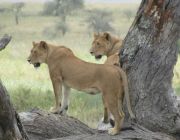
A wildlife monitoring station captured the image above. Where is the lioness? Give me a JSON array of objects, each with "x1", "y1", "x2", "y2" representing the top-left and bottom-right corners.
[
  {"x1": 90, "y1": 32, "x2": 123, "y2": 66},
  {"x1": 27, "y1": 41, "x2": 135, "y2": 135}
]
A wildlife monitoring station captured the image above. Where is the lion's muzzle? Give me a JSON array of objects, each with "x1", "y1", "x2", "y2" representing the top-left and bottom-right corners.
[
  {"x1": 95, "y1": 55, "x2": 102, "y2": 60},
  {"x1": 27, "y1": 59, "x2": 41, "y2": 68}
]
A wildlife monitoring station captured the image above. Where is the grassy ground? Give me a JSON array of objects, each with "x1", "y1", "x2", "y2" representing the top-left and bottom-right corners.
[{"x1": 0, "y1": 2, "x2": 179, "y2": 128}]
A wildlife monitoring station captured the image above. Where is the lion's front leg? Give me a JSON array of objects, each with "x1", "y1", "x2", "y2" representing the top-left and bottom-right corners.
[
  {"x1": 59, "y1": 85, "x2": 71, "y2": 115},
  {"x1": 50, "y1": 77, "x2": 62, "y2": 114}
]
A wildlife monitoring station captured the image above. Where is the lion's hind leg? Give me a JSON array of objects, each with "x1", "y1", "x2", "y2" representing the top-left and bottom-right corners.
[
  {"x1": 103, "y1": 93, "x2": 121, "y2": 135},
  {"x1": 102, "y1": 96, "x2": 110, "y2": 123},
  {"x1": 118, "y1": 99, "x2": 125, "y2": 127}
]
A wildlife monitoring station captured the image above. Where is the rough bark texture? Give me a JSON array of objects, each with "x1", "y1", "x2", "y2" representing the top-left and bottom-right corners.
[
  {"x1": 20, "y1": 109, "x2": 176, "y2": 140},
  {"x1": 0, "y1": 80, "x2": 29, "y2": 140},
  {"x1": 19, "y1": 109, "x2": 95, "y2": 140},
  {"x1": 120, "y1": 0, "x2": 180, "y2": 135},
  {"x1": 0, "y1": 35, "x2": 29, "y2": 140},
  {"x1": 50, "y1": 133, "x2": 174, "y2": 140}
]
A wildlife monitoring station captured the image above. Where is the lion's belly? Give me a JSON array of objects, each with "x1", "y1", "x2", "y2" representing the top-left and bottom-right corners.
[
  {"x1": 63, "y1": 80, "x2": 100, "y2": 95},
  {"x1": 81, "y1": 88, "x2": 100, "y2": 95}
]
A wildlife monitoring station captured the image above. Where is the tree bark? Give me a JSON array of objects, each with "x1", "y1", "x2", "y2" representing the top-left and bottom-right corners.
[
  {"x1": 19, "y1": 109, "x2": 95, "y2": 140},
  {"x1": 120, "y1": 0, "x2": 180, "y2": 135},
  {"x1": 20, "y1": 109, "x2": 176, "y2": 140},
  {"x1": 0, "y1": 35, "x2": 29, "y2": 140},
  {"x1": 0, "y1": 34, "x2": 11, "y2": 51},
  {"x1": 0, "y1": 80, "x2": 29, "y2": 140}
]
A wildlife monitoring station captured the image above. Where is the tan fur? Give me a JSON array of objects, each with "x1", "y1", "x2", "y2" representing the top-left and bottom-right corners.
[
  {"x1": 27, "y1": 41, "x2": 135, "y2": 135},
  {"x1": 104, "y1": 52, "x2": 120, "y2": 66},
  {"x1": 90, "y1": 32, "x2": 123, "y2": 66}
]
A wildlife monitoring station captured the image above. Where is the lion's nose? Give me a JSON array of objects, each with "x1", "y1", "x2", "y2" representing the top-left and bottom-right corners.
[
  {"x1": 27, "y1": 59, "x2": 31, "y2": 63},
  {"x1": 90, "y1": 51, "x2": 94, "y2": 54}
]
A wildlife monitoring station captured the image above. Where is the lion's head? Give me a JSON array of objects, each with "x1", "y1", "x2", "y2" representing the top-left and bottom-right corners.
[
  {"x1": 90, "y1": 32, "x2": 112, "y2": 60},
  {"x1": 27, "y1": 41, "x2": 48, "y2": 68}
]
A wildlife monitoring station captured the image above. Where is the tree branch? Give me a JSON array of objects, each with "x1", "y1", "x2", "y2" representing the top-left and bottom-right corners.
[
  {"x1": 0, "y1": 34, "x2": 11, "y2": 51},
  {"x1": 19, "y1": 109, "x2": 177, "y2": 140}
]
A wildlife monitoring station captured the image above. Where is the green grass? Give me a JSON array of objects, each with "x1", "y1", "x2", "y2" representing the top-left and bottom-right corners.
[
  {"x1": 0, "y1": 2, "x2": 180, "y2": 128},
  {"x1": 8, "y1": 84, "x2": 103, "y2": 126},
  {"x1": 173, "y1": 55, "x2": 180, "y2": 96}
]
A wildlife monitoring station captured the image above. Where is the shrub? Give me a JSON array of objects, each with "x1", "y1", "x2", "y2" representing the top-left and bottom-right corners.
[
  {"x1": 86, "y1": 9, "x2": 114, "y2": 33},
  {"x1": 42, "y1": 1, "x2": 56, "y2": 15},
  {"x1": 43, "y1": 21, "x2": 68, "y2": 38},
  {"x1": 122, "y1": 9, "x2": 136, "y2": 21}
]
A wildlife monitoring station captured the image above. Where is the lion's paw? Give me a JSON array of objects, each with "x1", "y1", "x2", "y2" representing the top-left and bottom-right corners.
[
  {"x1": 59, "y1": 109, "x2": 67, "y2": 116},
  {"x1": 108, "y1": 128, "x2": 119, "y2": 135},
  {"x1": 49, "y1": 106, "x2": 60, "y2": 114}
]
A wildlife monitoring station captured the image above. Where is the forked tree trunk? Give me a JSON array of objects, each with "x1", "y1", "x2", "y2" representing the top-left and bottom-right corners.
[{"x1": 120, "y1": 0, "x2": 180, "y2": 135}]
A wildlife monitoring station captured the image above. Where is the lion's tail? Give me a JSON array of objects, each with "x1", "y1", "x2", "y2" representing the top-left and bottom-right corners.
[{"x1": 118, "y1": 68, "x2": 135, "y2": 119}]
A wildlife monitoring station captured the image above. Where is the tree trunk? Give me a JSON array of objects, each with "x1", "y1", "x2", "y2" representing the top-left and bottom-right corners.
[
  {"x1": 15, "y1": 14, "x2": 19, "y2": 25},
  {"x1": 120, "y1": 0, "x2": 180, "y2": 135},
  {"x1": 0, "y1": 35, "x2": 29, "y2": 140},
  {"x1": 0, "y1": 79, "x2": 29, "y2": 140}
]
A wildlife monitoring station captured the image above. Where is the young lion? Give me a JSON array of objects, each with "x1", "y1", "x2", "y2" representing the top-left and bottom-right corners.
[
  {"x1": 90, "y1": 32, "x2": 123, "y2": 66},
  {"x1": 27, "y1": 41, "x2": 135, "y2": 135}
]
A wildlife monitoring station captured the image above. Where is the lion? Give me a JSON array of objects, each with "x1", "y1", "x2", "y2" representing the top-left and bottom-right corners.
[
  {"x1": 27, "y1": 41, "x2": 135, "y2": 135},
  {"x1": 90, "y1": 32, "x2": 123, "y2": 66}
]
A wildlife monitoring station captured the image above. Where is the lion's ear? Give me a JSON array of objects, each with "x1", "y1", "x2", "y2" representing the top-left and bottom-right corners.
[
  {"x1": 103, "y1": 32, "x2": 111, "y2": 41},
  {"x1": 94, "y1": 32, "x2": 99, "y2": 38},
  {"x1": 32, "y1": 41, "x2": 36, "y2": 46},
  {"x1": 40, "y1": 41, "x2": 47, "y2": 50}
]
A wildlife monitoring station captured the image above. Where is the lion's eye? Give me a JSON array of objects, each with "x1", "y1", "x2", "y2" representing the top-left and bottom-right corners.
[
  {"x1": 96, "y1": 42, "x2": 100, "y2": 46},
  {"x1": 31, "y1": 50, "x2": 37, "y2": 54}
]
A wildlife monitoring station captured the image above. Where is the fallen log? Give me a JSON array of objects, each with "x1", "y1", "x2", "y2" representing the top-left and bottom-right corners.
[
  {"x1": 19, "y1": 109, "x2": 95, "y2": 140},
  {"x1": 19, "y1": 109, "x2": 178, "y2": 140},
  {"x1": 51, "y1": 132, "x2": 175, "y2": 140}
]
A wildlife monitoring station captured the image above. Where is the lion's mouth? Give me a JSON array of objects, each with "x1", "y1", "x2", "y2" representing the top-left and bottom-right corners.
[
  {"x1": 95, "y1": 55, "x2": 102, "y2": 60},
  {"x1": 33, "y1": 63, "x2": 41, "y2": 68}
]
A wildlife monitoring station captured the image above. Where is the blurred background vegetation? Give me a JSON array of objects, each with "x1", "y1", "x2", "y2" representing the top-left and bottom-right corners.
[{"x1": 0, "y1": 0, "x2": 179, "y2": 128}]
